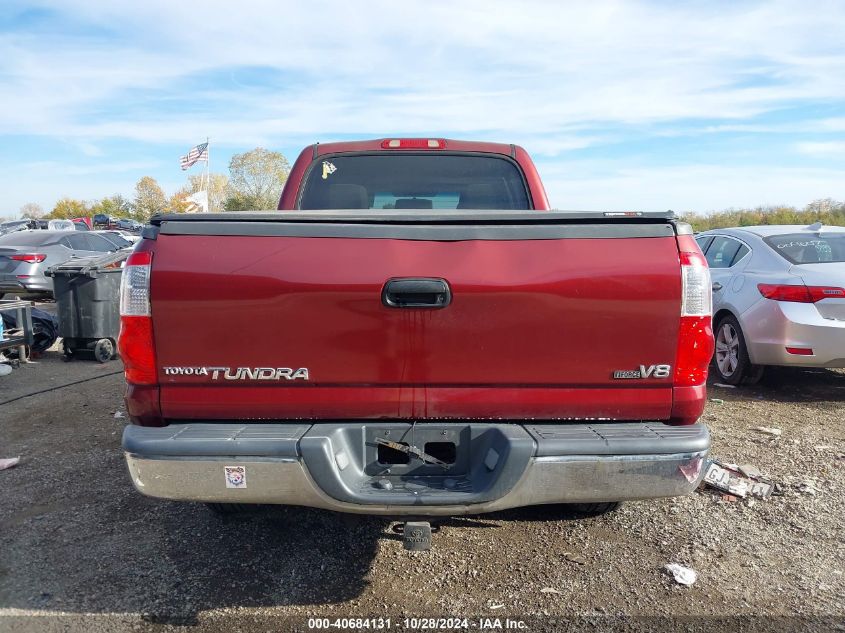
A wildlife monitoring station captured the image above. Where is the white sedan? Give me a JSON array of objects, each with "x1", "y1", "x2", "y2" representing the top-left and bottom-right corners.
[
  {"x1": 696, "y1": 223, "x2": 845, "y2": 384},
  {"x1": 103, "y1": 230, "x2": 141, "y2": 245}
]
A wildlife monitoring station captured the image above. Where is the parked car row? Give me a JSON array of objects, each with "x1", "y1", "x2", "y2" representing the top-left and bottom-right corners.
[
  {"x1": 93, "y1": 214, "x2": 142, "y2": 232},
  {"x1": 1, "y1": 216, "x2": 143, "y2": 239},
  {"x1": 0, "y1": 218, "x2": 89, "y2": 235},
  {"x1": 0, "y1": 229, "x2": 134, "y2": 299},
  {"x1": 696, "y1": 223, "x2": 845, "y2": 384}
]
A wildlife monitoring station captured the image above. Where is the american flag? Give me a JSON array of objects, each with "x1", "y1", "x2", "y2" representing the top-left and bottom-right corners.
[{"x1": 180, "y1": 142, "x2": 208, "y2": 170}]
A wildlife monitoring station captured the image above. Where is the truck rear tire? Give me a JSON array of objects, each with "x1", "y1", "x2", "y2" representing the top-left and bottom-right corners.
[
  {"x1": 567, "y1": 502, "x2": 621, "y2": 517},
  {"x1": 205, "y1": 503, "x2": 257, "y2": 515}
]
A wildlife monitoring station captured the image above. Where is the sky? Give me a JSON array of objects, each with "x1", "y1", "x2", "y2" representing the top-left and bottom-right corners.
[{"x1": 1, "y1": 0, "x2": 844, "y2": 216}]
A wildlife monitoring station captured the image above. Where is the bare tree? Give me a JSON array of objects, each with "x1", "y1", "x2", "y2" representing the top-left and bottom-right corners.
[{"x1": 20, "y1": 202, "x2": 45, "y2": 219}]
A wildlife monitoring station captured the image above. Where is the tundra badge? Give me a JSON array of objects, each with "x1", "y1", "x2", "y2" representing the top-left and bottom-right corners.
[{"x1": 163, "y1": 366, "x2": 310, "y2": 380}]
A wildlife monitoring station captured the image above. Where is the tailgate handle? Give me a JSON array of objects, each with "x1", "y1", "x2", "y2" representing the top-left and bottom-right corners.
[{"x1": 382, "y1": 278, "x2": 451, "y2": 309}]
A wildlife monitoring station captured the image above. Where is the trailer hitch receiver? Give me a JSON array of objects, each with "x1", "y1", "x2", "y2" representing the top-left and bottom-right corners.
[{"x1": 401, "y1": 521, "x2": 432, "y2": 551}]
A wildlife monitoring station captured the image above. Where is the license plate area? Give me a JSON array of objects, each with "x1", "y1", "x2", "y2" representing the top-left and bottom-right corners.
[
  {"x1": 364, "y1": 424, "x2": 471, "y2": 476},
  {"x1": 299, "y1": 422, "x2": 535, "y2": 506}
]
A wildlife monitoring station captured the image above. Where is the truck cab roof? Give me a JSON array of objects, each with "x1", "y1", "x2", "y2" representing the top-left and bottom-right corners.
[{"x1": 312, "y1": 138, "x2": 518, "y2": 157}]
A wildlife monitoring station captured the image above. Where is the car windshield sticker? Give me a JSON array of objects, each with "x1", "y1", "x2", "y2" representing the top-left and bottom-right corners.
[
  {"x1": 774, "y1": 239, "x2": 823, "y2": 249},
  {"x1": 322, "y1": 160, "x2": 337, "y2": 180}
]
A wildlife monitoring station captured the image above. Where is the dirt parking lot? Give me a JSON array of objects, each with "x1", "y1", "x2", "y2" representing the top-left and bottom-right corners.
[{"x1": 0, "y1": 340, "x2": 843, "y2": 632}]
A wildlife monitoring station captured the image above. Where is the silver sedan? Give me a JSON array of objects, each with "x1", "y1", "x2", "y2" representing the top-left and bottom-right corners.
[
  {"x1": 696, "y1": 224, "x2": 845, "y2": 384},
  {"x1": 0, "y1": 230, "x2": 122, "y2": 298}
]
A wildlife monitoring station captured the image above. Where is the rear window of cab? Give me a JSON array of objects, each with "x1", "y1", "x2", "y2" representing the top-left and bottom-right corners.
[{"x1": 298, "y1": 153, "x2": 530, "y2": 210}]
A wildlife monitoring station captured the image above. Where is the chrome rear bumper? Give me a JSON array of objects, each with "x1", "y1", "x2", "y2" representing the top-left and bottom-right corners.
[{"x1": 123, "y1": 421, "x2": 709, "y2": 516}]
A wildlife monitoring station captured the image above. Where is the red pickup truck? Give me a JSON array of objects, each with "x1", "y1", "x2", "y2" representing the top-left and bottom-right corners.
[{"x1": 119, "y1": 138, "x2": 713, "y2": 527}]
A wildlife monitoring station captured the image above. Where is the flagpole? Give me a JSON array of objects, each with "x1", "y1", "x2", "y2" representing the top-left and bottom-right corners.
[{"x1": 205, "y1": 137, "x2": 210, "y2": 212}]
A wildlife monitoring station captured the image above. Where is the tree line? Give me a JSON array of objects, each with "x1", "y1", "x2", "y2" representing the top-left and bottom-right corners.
[
  {"x1": 680, "y1": 198, "x2": 845, "y2": 232},
  {"x1": 16, "y1": 148, "x2": 290, "y2": 222}
]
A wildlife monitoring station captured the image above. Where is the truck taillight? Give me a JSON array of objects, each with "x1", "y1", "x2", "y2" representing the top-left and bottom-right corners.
[
  {"x1": 120, "y1": 251, "x2": 151, "y2": 316},
  {"x1": 674, "y1": 251, "x2": 714, "y2": 388},
  {"x1": 680, "y1": 251, "x2": 711, "y2": 318},
  {"x1": 119, "y1": 251, "x2": 157, "y2": 385}
]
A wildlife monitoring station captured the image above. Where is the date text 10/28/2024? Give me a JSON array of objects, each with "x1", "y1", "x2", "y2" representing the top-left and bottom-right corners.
[{"x1": 307, "y1": 618, "x2": 529, "y2": 630}]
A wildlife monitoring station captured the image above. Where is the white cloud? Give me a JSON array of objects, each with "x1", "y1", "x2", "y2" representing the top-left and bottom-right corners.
[
  {"x1": 818, "y1": 117, "x2": 845, "y2": 131},
  {"x1": 2, "y1": 0, "x2": 845, "y2": 213},
  {"x1": 537, "y1": 160, "x2": 844, "y2": 212},
  {"x1": 795, "y1": 141, "x2": 845, "y2": 156},
  {"x1": 2, "y1": 0, "x2": 845, "y2": 144}
]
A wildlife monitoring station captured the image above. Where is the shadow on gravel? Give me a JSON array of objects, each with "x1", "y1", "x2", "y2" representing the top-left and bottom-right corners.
[
  {"x1": 485, "y1": 503, "x2": 618, "y2": 522},
  {"x1": 0, "y1": 483, "x2": 643, "y2": 626},
  {"x1": 709, "y1": 366, "x2": 845, "y2": 403},
  {"x1": 148, "y1": 502, "x2": 603, "y2": 621},
  {"x1": 2, "y1": 485, "x2": 387, "y2": 623},
  {"x1": 139, "y1": 503, "x2": 388, "y2": 623}
]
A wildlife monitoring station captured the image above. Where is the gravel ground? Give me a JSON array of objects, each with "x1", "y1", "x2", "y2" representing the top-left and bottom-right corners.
[{"x1": 0, "y1": 341, "x2": 843, "y2": 632}]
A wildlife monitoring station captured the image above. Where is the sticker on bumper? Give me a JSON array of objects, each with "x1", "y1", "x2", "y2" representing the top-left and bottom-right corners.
[{"x1": 224, "y1": 465, "x2": 247, "y2": 489}]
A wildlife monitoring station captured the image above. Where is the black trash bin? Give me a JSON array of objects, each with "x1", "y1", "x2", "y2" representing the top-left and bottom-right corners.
[{"x1": 46, "y1": 251, "x2": 130, "y2": 362}]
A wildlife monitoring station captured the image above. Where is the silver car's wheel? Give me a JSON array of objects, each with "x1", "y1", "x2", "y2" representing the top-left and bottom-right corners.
[
  {"x1": 713, "y1": 314, "x2": 762, "y2": 385},
  {"x1": 715, "y1": 322, "x2": 740, "y2": 377}
]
